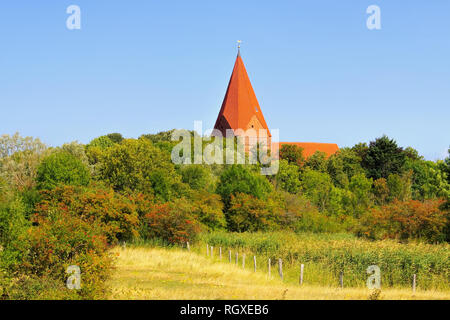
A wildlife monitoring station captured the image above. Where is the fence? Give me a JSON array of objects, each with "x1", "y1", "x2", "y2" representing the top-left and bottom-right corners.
[{"x1": 191, "y1": 242, "x2": 419, "y2": 292}]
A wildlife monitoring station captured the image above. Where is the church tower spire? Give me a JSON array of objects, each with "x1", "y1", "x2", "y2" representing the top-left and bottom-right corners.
[{"x1": 213, "y1": 47, "x2": 271, "y2": 141}]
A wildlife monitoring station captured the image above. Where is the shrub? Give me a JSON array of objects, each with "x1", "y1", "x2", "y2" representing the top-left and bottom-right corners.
[
  {"x1": 143, "y1": 199, "x2": 201, "y2": 244},
  {"x1": 35, "y1": 186, "x2": 140, "y2": 244},
  {"x1": 227, "y1": 193, "x2": 282, "y2": 232},
  {"x1": 216, "y1": 165, "x2": 273, "y2": 210},
  {"x1": 36, "y1": 151, "x2": 90, "y2": 190},
  {"x1": 18, "y1": 208, "x2": 112, "y2": 299},
  {"x1": 358, "y1": 199, "x2": 448, "y2": 242}
]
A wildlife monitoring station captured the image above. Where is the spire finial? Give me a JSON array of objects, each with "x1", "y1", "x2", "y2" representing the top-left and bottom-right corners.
[{"x1": 237, "y1": 40, "x2": 242, "y2": 55}]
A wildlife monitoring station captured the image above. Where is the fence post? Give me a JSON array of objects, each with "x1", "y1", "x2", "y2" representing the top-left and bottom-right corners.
[
  {"x1": 219, "y1": 247, "x2": 222, "y2": 259},
  {"x1": 300, "y1": 264, "x2": 304, "y2": 285},
  {"x1": 413, "y1": 274, "x2": 416, "y2": 293},
  {"x1": 253, "y1": 256, "x2": 257, "y2": 272},
  {"x1": 186, "y1": 242, "x2": 190, "y2": 251},
  {"x1": 206, "y1": 244, "x2": 209, "y2": 256},
  {"x1": 268, "y1": 259, "x2": 271, "y2": 278},
  {"x1": 278, "y1": 259, "x2": 283, "y2": 280},
  {"x1": 242, "y1": 254, "x2": 246, "y2": 269},
  {"x1": 235, "y1": 252, "x2": 238, "y2": 265},
  {"x1": 339, "y1": 272, "x2": 344, "y2": 288},
  {"x1": 211, "y1": 246, "x2": 213, "y2": 257},
  {"x1": 229, "y1": 250, "x2": 232, "y2": 263}
]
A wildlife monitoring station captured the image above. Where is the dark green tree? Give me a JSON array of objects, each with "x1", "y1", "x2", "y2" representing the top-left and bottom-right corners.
[{"x1": 362, "y1": 135, "x2": 406, "y2": 180}]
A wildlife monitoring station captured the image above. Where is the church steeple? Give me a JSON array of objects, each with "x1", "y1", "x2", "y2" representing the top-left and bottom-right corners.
[{"x1": 213, "y1": 48, "x2": 271, "y2": 139}]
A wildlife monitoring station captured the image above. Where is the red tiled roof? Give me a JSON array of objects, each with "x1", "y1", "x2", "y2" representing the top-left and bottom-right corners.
[{"x1": 278, "y1": 142, "x2": 339, "y2": 158}]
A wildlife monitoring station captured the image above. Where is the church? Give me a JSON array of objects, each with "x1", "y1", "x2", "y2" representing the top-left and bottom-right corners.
[{"x1": 213, "y1": 48, "x2": 339, "y2": 158}]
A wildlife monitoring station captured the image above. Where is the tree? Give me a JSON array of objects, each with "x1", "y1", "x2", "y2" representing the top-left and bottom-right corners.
[
  {"x1": 300, "y1": 168, "x2": 333, "y2": 212},
  {"x1": 406, "y1": 158, "x2": 450, "y2": 200},
  {"x1": 305, "y1": 151, "x2": 328, "y2": 172},
  {"x1": 0, "y1": 133, "x2": 48, "y2": 191},
  {"x1": 106, "y1": 133, "x2": 124, "y2": 144},
  {"x1": 387, "y1": 172, "x2": 412, "y2": 202},
  {"x1": 362, "y1": 135, "x2": 407, "y2": 180},
  {"x1": 373, "y1": 178, "x2": 389, "y2": 205},
  {"x1": 216, "y1": 165, "x2": 273, "y2": 211},
  {"x1": 274, "y1": 159, "x2": 301, "y2": 194},
  {"x1": 227, "y1": 193, "x2": 280, "y2": 232},
  {"x1": 348, "y1": 173, "x2": 373, "y2": 217},
  {"x1": 279, "y1": 144, "x2": 305, "y2": 168},
  {"x1": 98, "y1": 138, "x2": 183, "y2": 200},
  {"x1": 327, "y1": 148, "x2": 364, "y2": 189},
  {"x1": 36, "y1": 151, "x2": 90, "y2": 190},
  {"x1": 180, "y1": 165, "x2": 214, "y2": 191}
]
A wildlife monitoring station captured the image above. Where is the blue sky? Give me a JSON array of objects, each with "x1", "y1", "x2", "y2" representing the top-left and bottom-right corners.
[{"x1": 0, "y1": 1, "x2": 449, "y2": 160}]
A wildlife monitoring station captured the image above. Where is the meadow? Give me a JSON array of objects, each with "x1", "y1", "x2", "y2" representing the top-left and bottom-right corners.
[
  {"x1": 192, "y1": 232, "x2": 450, "y2": 290},
  {"x1": 108, "y1": 245, "x2": 450, "y2": 300}
]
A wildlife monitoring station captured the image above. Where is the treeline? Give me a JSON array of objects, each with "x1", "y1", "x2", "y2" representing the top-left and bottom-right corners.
[{"x1": 0, "y1": 131, "x2": 449, "y2": 299}]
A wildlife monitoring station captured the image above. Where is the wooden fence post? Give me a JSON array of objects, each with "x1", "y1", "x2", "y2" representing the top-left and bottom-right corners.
[
  {"x1": 229, "y1": 250, "x2": 232, "y2": 263},
  {"x1": 268, "y1": 259, "x2": 271, "y2": 278},
  {"x1": 235, "y1": 252, "x2": 238, "y2": 265},
  {"x1": 339, "y1": 272, "x2": 344, "y2": 288},
  {"x1": 206, "y1": 244, "x2": 209, "y2": 256},
  {"x1": 253, "y1": 256, "x2": 257, "y2": 272},
  {"x1": 219, "y1": 247, "x2": 222, "y2": 259},
  {"x1": 278, "y1": 259, "x2": 283, "y2": 280},
  {"x1": 211, "y1": 246, "x2": 213, "y2": 257},
  {"x1": 413, "y1": 274, "x2": 416, "y2": 293},
  {"x1": 242, "y1": 254, "x2": 246, "y2": 269},
  {"x1": 186, "y1": 242, "x2": 190, "y2": 251},
  {"x1": 300, "y1": 264, "x2": 304, "y2": 285}
]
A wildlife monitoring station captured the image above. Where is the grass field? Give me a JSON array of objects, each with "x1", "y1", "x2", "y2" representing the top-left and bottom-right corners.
[{"x1": 107, "y1": 246, "x2": 450, "y2": 300}]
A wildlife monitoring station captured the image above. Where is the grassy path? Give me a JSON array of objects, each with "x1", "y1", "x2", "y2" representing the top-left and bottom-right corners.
[{"x1": 108, "y1": 246, "x2": 450, "y2": 300}]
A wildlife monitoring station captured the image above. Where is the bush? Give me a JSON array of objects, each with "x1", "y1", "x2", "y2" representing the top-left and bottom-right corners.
[
  {"x1": 1, "y1": 206, "x2": 112, "y2": 300},
  {"x1": 143, "y1": 199, "x2": 201, "y2": 244},
  {"x1": 36, "y1": 151, "x2": 90, "y2": 190},
  {"x1": 35, "y1": 186, "x2": 140, "y2": 244},
  {"x1": 216, "y1": 165, "x2": 273, "y2": 210},
  {"x1": 358, "y1": 199, "x2": 448, "y2": 242},
  {"x1": 227, "y1": 193, "x2": 281, "y2": 232}
]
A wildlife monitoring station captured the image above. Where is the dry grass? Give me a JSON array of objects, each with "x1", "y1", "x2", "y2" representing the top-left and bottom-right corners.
[{"x1": 107, "y1": 246, "x2": 450, "y2": 300}]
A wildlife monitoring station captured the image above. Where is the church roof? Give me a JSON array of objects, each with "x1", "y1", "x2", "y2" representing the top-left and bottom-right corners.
[
  {"x1": 214, "y1": 52, "x2": 271, "y2": 137},
  {"x1": 279, "y1": 142, "x2": 339, "y2": 158}
]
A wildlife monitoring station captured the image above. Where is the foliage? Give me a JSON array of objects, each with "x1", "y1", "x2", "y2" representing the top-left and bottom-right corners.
[
  {"x1": 36, "y1": 151, "x2": 90, "y2": 190},
  {"x1": 98, "y1": 138, "x2": 182, "y2": 200},
  {"x1": 216, "y1": 165, "x2": 273, "y2": 210},
  {"x1": 0, "y1": 133, "x2": 48, "y2": 191},
  {"x1": 227, "y1": 193, "x2": 282, "y2": 232},
  {"x1": 142, "y1": 199, "x2": 201, "y2": 244},
  {"x1": 362, "y1": 135, "x2": 407, "y2": 180},
  {"x1": 358, "y1": 199, "x2": 448, "y2": 242},
  {"x1": 34, "y1": 186, "x2": 140, "y2": 244},
  {"x1": 274, "y1": 159, "x2": 301, "y2": 194},
  {"x1": 279, "y1": 144, "x2": 305, "y2": 168},
  {"x1": 300, "y1": 168, "x2": 332, "y2": 212},
  {"x1": 180, "y1": 164, "x2": 214, "y2": 191}
]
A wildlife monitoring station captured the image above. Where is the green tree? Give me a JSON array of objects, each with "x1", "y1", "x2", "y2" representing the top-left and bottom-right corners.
[
  {"x1": 387, "y1": 172, "x2": 412, "y2": 202},
  {"x1": 327, "y1": 148, "x2": 364, "y2": 188},
  {"x1": 348, "y1": 173, "x2": 373, "y2": 217},
  {"x1": 305, "y1": 151, "x2": 328, "y2": 172},
  {"x1": 300, "y1": 168, "x2": 333, "y2": 212},
  {"x1": 279, "y1": 144, "x2": 305, "y2": 168},
  {"x1": 98, "y1": 138, "x2": 182, "y2": 200},
  {"x1": 180, "y1": 165, "x2": 214, "y2": 191},
  {"x1": 362, "y1": 135, "x2": 407, "y2": 180},
  {"x1": 36, "y1": 152, "x2": 90, "y2": 190},
  {"x1": 274, "y1": 159, "x2": 301, "y2": 194},
  {"x1": 216, "y1": 165, "x2": 273, "y2": 211}
]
